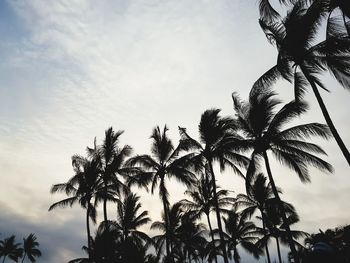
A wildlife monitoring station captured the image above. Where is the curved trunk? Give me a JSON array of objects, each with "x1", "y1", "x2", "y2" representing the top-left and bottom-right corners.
[
  {"x1": 206, "y1": 213, "x2": 218, "y2": 263},
  {"x1": 276, "y1": 236, "x2": 282, "y2": 263},
  {"x1": 86, "y1": 203, "x2": 91, "y2": 260},
  {"x1": 260, "y1": 210, "x2": 272, "y2": 263},
  {"x1": 263, "y1": 151, "x2": 300, "y2": 263},
  {"x1": 301, "y1": 67, "x2": 350, "y2": 166},
  {"x1": 208, "y1": 162, "x2": 229, "y2": 263}
]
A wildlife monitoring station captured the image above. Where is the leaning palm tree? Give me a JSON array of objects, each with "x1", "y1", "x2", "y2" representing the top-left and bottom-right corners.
[
  {"x1": 216, "y1": 208, "x2": 262, "y2": 263},
  {"x1": 179, "y1": 169, "x2": 235, "y2": 263},
  {"x1": 88, "y1": 127, "x2": 133, "y2": 223},
  {"x1": 177, "y1": 109, "x2": 250, "y2": 263},
  {"x1": 21, "y1": 234, "x2": 41, "y2": 263},
  {"x1": 257, "y1": 0, "x2": 350, "y2": 165},
  {"x1": 232, "y1": 89, "x2": 333, "y2": 263},
  {"x1": 236, "y1": 173, "x2": 274, "y2": 263},
  {"x1": 49, "y1": 155, "x2": 103, "y2": 259},
  {"x1": 127, "y1": 125, "x2": 195, "y2": 261},
  {"x1": 0, "y1": 235, "x2": 23, "y2": 263}
]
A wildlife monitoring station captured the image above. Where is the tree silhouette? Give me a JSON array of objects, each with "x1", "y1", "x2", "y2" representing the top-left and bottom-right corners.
[
  {"x1": 256, "y1": 0, "x2": 350, "y2": 165},
  {"x1": 127, "y1": 125, "x2": 195, "y2": 261},
  {"x1": 232, "y1": 88, "x2": 333, "y2": 263},
  {"x1": 87, "y1": 127, "x2": 133, "y2": 223},
  {"x1": 0, "y1": 235, "x2": 23, "y2": 263},
  {"x1": 21, "y1": 234, "x2": 41, "y2": 263},
  {"x1": 49, "y1": 155, "x2": 102, "y2": 259},
  {"x1": 177, "y1": 109, "x2": 250, "y2": 263}
]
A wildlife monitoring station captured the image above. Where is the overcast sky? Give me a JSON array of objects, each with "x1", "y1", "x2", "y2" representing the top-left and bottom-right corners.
[{"x1": 0, "y1": 0, "x2": 349, "y2": 262}]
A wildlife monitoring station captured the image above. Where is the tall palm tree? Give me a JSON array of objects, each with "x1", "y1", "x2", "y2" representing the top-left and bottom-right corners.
[
  {"x1": 217, "y1": 208, "x2": 262, "y2": 263},
  {"x1": 49, "y1": 155, "x2": 102, "y2": 259},
  {"x1": 256, "y1": 0, "x2": 350, "y2": 165},
  {"x1": 21, "y1": 234, "x2": 41, "y2": 263},
  {"x1": 232, "y1": 89, "x2": 333, "y2": 263},
  {"x1": 0, "y1": 236, "x2": 23, "y2": 263},
  {"x1": 88, "y1": 127, "x2": 133, "y2": 223},
  {"x1": 179, "y1": 170, "x2": 235, "y2": 263},
  {"x1": 126, "y1": 125, "x2": 195, "y2": 261},
  {"x1": 236, "y1": 173, "x2": 274, "y2": 263},
  {"x1": 177, "y1": 109, "x2": 250, "y2": 263}
]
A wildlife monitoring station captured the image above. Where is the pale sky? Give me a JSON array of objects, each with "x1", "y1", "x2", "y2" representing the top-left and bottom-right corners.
[{"x1": 0, "y1": 1, "x2": 349, "y2": 262}]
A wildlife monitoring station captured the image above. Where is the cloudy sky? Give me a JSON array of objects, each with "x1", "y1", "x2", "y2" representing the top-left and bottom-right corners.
[{"x1": 0, "y1": 0, "x2": 349, "y2": 262}]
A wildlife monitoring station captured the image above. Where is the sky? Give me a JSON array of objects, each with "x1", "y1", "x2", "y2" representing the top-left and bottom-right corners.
[{"x1": 0, "y1": 0, "x2": 349, "y2": 262}]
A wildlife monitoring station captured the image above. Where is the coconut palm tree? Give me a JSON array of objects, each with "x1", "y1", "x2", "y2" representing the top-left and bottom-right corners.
[
  {"x1": 87, "y1": 127, "x2": 133, "y2": 223},
  {"x1": 235, "y1": 173, "x2": 274, "y2": 263},
  {"x1": 126, "y1": 125, "x2": 195, "y2": 261},
  {"x1": 232, "y1": 89, "x2": 333, "y2": 263},
  {"x1": 109, "y1": 192, "x2": 152, "y2": 246},
  {"x1": 256, "y1": 0, "x2": 350, "y2": 165},
  {"x1": 21, "y1": 234, "x2": 41, "y2": 263},
  {"x1": 0, "y1": 235, "x2": 23, "y2": 263},
  {"x1": 216, "y1": 208, "x2": 262, "y2": 263},
  {"x1": 179, "y1": 169, "x2": 235, "y2": 263},
  {"x1": 49, "y1": 155, "x2": 103, "y2": 259},
  {"x1": 177, "y1": 109, "x2": 250, "y2": 263}
]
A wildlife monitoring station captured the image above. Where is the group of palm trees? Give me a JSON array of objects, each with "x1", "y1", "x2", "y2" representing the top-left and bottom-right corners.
[
  {"x1": 49, "y1": 0, "x2": 350, "y2": 263},
  {"x1": 0, "y1": 234, "x2": 41, "y2": 262}
]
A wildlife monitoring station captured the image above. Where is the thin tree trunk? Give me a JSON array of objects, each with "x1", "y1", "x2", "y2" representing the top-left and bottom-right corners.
[
  {"x1": 206, "y1": 213, "x2": 218, "y2": 263},
  {"x1": 263, "y1": 151, "x2": 299, "y2": 263},
  {"x1": 261, "y1": 211, "x2": 272, "y2": 263},
  {"x1": 21, "y1": 253, "x2": 26, "y2": 263},
  {"x1": 208, "y1": 162, "x2": 229, "y2": 263},
  {"x1": 161, "y1": 189, "x2": 171, "y2": 262},
  {"x1": 301, "y1": 67, "x2": 350, "y2": 166},
  {"x1": 103, "y1": 189, "x2": 108, "y2": 223},
  {"x1": 86, "y1": 204, "x2": 91, "y2": 261},
  {"x1": 2, "y1": 256, "x2": 6, "y2": 263},
  {"x1": 276, "y1": 236, "x2": 282, "y2": 263}
]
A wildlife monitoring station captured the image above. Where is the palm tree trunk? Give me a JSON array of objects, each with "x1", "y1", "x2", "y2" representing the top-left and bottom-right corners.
[
  {"x1": 261, "y1": 211, "x2": 272, "y2": 263},
  {"x1": 86, "y1": 204, "x2": 91, "y2": 260},
  {"x1": 301, "y1": 67, "x2": 350, "y2": 166},
  {"x1": 206, "y1": 213, "x2": 218, "y2": 263},
  {"x1": 275, "y1": 236, "x2": 282, "y2": 263},
  {"x1": 161, "y1": 190, "x2": 171, "y2": 261},
  {"x1": 103, "y1": 186, "x2": 108, "y2": 223},
  {"x1": 2, "y1": 256, "x2": 6, "y2": 263},
  {"x1": 262, "y1": 151, "x2": 299, "y2": 263},
  {"x1": 21, "y1": 253, "x2": 26, "y2": 263},
  {"x1": 208, "y1": 162, "x2": 229, "y2": 263}
]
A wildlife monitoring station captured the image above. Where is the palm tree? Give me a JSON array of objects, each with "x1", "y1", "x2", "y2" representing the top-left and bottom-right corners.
[
  {"x1": 126, "y1": 125, "x2": 195, "y2": 260},
  {"x1": 0, "y1": 235, "x2": 23, "y2": 263},
  {"x1": 236, "y1": 173, "x2": 274, "y2": 263},
  {"x1": 110, "y1": 192, "x2": 152, "y2": 246},
  {"x1": 177, "y1": 109, "x2": 249, "y2": 263},
  {"x1": 88, "y1": 127, "x2": 133, "y2": 223},
  {"x1": 232, "y1": 89, "x2": 333, "y2": 263},
  {"x1": 256, "y1": 0, "x2": 350, "y2": 165},
  {"x1": 179, "y1": 169, "x2": 235, "y2": 263},
  {"x1": 217, "y1": 208, "x2": 262, "y2": 263},
  {"x1": 21, "y1": 234, "x2": 41, "y2": 263},
  {"x1": 49, "y1": 155, "x2": 102, "y2": 259}
]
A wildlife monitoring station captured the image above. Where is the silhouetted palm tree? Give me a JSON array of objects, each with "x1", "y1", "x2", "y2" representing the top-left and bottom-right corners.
[
  {"x1": 177, "y1": 109, "x2": 250, "y2": 263},
  {"x1": 87, "y1": 127, "x2": 133, "y2": 223},
  {"x1": 216, "y1": 207, "x2": 262, "y2": 263},
  {"x1": 0, "y1": 235, "x2": 23, "y2": 263},
  {"x1": 236, "y1": 173, "x2": 274, "y2": 263},
  {"x1": 232, "y1": 89, "x2": 333, "y2": 263},
  {"x1": 257, "y1": 0, "x2": 350, "y2": 165},
  {"x1": 127, "y1": 125, "x2": 195, "y2": 260},
  {"x1": 179, "y1": 169, "x2": 235, "y2": 263},
  {"x1": 49, "y1": 155, "x2": 102, "y2": 259},
  {"x1": 21, "y1": 234, "x2": 41, "y2": 263}
]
